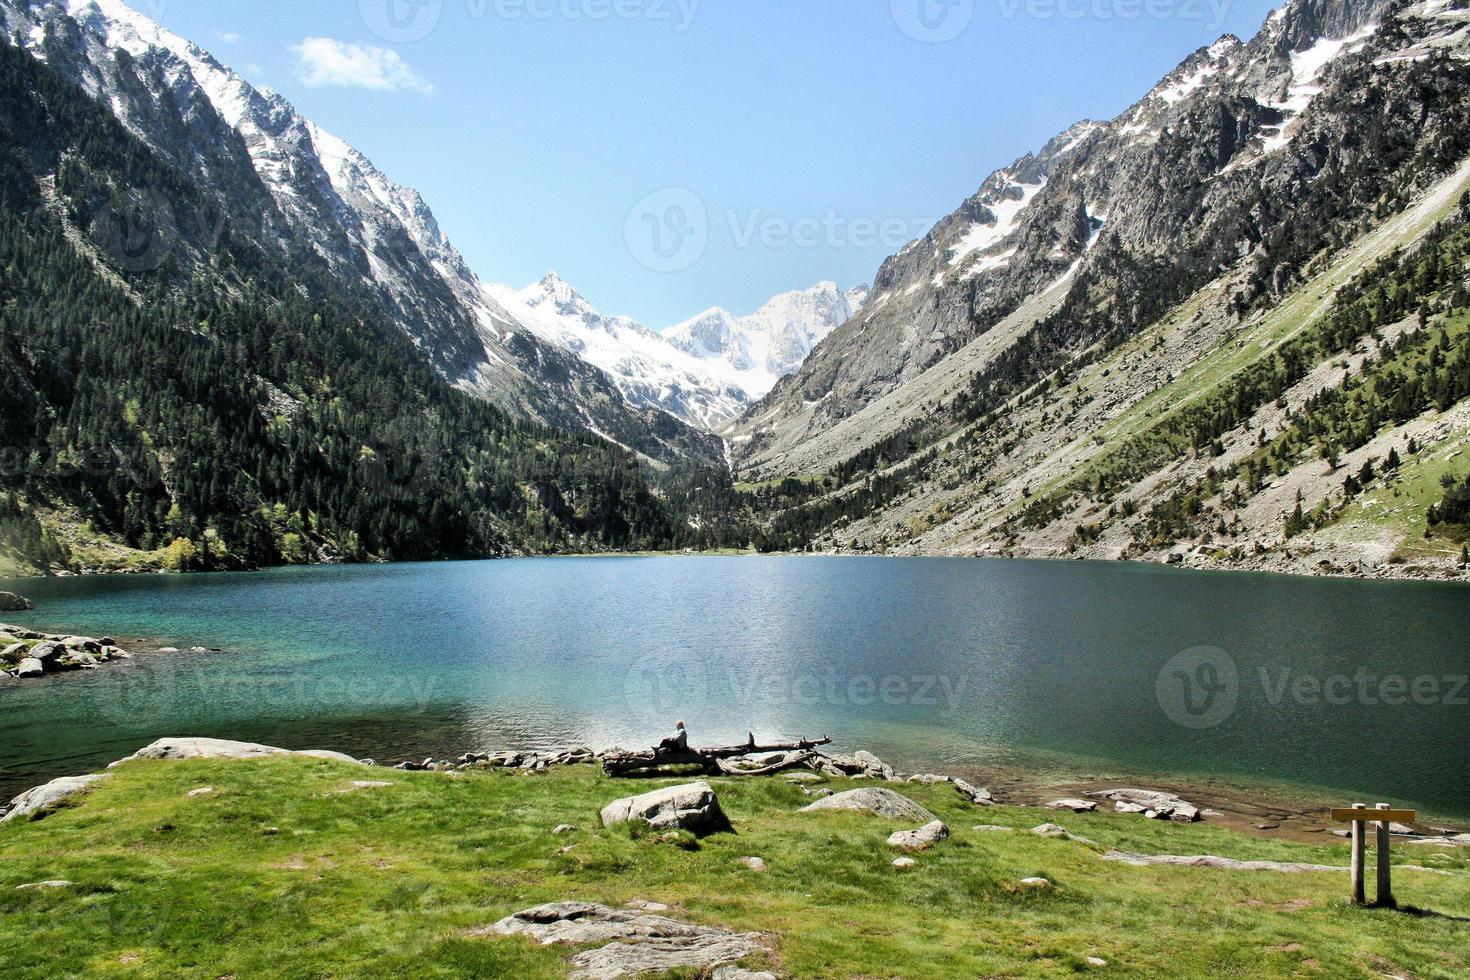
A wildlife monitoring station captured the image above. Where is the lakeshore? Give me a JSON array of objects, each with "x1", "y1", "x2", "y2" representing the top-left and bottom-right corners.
[{"x1": 2, "y1": 736, "x2": 1468, "y2": 978}]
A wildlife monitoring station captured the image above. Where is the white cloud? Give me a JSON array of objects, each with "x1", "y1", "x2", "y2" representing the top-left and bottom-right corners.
[
  {"x1": 290, "y1": 38, "x2": 433, "y2": 95},
  {"x1": 216, "y1": 31, "x2": 242, "y2": 44}
]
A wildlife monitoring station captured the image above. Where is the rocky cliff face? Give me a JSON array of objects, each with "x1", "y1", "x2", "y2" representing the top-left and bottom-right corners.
[
  {"x1": 727, "y1": 0, "x2": 1459, "y2": 476},
  {"x1": 1, "y1": 0, "x2": 722, "y2": 465},
  {"x1": 733, "y1": 0, "x2": 1470, "y2": 579}
]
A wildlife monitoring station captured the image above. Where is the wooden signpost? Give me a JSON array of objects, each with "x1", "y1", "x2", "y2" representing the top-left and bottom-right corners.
[{"x1": 1330, "y1": 803, "x2": 1416, "y2": 907}]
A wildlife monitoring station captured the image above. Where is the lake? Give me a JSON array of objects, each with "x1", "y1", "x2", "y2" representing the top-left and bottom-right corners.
[{"x1": 2, "y1": 557, "x2": 1468, "y2": 817}]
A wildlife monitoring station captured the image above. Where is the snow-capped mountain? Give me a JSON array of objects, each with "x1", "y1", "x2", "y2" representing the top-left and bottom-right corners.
[
  {"x1": 486, "y1": 275, "x2": 867, "y2": 429},
  {"x1": 484, "y1": 273, "x2": 750, "y2": 429},
  {"x1": 2, "y1": 0, "x2": 722, "y2": 463},
  {"x1": 664, "y1": 282, "x2": 868, "y2": 401}
]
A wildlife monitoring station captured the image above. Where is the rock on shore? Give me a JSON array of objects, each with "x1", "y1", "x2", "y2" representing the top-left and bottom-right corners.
[
  {"x1": 0, "y1": 592, "x2": 32, "y2": 612},
  {"x1": 0, "y1": 623, "x2": 131, "y2": 679}
]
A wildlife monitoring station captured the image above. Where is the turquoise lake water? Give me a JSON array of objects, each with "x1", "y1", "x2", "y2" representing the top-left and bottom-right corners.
[{"x1": 2, "y1": 557, "x2": 1468, "y2": 816}]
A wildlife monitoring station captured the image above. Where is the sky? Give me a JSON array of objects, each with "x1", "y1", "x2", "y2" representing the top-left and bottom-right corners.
[{"x1": 131, "y1": 0, "x2": 1282, "y2": 327}]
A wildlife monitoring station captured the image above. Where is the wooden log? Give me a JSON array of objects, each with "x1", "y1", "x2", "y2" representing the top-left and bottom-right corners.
[
  {"x1": 1350, "y1": 803, "x2": 1366, "y2": 905},
  {"x1": 1375, "y1": 803, "x2": 1395, "y2": 908}
]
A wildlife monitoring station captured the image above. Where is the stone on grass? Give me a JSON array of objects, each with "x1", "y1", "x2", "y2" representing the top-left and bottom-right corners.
[
  {"x1": 110, "y1": 737, "x2": 363, "y2": 767},
  {"x1": 713, "y1": 968, "x2": 778, "y2": 980},
  {"x1": 887, "y1": 820, "x2": 950, "y2": 851},
  {"x1": 1031, "y1": 823, "x2": 1097, "y2": 845},
  {"x1": 1046, "y1": 799, "x2": 1098, "y2": 813},
  {"x1": 973, "y1": 824, "x2": 1013, "y2": 833},
  {"x1": 892, "y1": 856, "x2": 917, "y2": 869},
  {"x1": 553, "y1": 824, "x2": 578, "y2": 835},
  {"x1": 480, "y1": 902, "x2": 766, "y2": 980},
  {"x1": 953, "y1": 778, "x2": 993, "y2": 805},
  {"x1": 1086, "y1": 955, "x2": 1108, "y2": 967},
  {"x1": 1018, "y1": 877, "x2": 1053, "y2": 889},
  {"x1": 798, "y1": 787, "x2": 936, "y2": 822},
  {"x1": 3, "y1": 773, "x2": 110, "y2": 822},
  {"x1": 186, "y1": 787, "x2": 215, "y2": 798},
  {"x1": 600, "y1": 782, "x2": 731, "y2": 835},
  {"x1": 739, "y1": 856, "x2": 768, "y2": 872},
  {"x1": 16, "y1": 880, "x2": 71, "y2": 890}
]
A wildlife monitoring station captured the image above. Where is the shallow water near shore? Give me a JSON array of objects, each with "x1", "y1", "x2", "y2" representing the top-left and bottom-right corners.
[{"x1": 2, "y1": 556, "x2": 1468, "y2": 818}]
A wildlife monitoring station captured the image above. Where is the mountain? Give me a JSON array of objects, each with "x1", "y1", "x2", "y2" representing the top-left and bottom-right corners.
[
  {"x1": 665, "y1": 281, "x2": 869, "y2": 403},
  {"x1": 0, "y1": 30, "x2": 700, "y2": 573},
  {"x1": 2, "y1": 0, "x2": 721, "y2": 466},
  {"x1": 735, "y1": 0, "x2": 1470, "y2": 577}
]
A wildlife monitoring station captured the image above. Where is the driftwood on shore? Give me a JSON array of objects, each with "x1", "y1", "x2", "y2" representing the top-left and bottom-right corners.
[{"x1": 601, "y1": 733, "x2": 832, "y2": 777}]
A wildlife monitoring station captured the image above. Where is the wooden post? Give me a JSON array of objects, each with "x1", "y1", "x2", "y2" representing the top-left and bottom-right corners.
[
  {"x1": 1331, "y1": 804, "x2": 1414, "y2": 907},
  {"x1": 1375, "y1": 803, "x2": 1395, "y2": 908},
  {"x1": 1350, "y1": 803, "x2": 1366, "y2": 905}
]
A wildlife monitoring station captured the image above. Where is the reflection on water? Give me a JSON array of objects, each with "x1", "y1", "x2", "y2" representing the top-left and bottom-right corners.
[{"x1": 2, "y1": 557, "x2": 1467, "y2": 816}]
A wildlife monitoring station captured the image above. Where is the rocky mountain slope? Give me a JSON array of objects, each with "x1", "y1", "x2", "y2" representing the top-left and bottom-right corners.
[
  {"x1": 1, "y1": 0, "x2": 722, "y2": 465},
  {"x1": 739, "y1": 0, "x2": 1470, "y2": 578}
]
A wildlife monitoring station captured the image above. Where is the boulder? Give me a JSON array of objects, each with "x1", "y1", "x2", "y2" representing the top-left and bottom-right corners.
[
  {"x1": 799, "y1": 788, "x2": 936, "y2": 822},
  {"x1": 3, "y1": 773, "x2": 110, "y2": 822},
  {"x1": 953, "y1": 778, "x2": 993, "y2": 805},
  {"x1": 1, "y1": 641, "x2": 27, "y2": 665},
  {"x1": 28, "y1": 641, "x2": 64, "y2": 666},
  {"x1": 480, "y1": 902, "x2": 766, "y2": 979},
  {"x1": 1088, "y1": 788, "x2": 1201, "y2": 822},
  {"x1": 15, "y1": 658, "x2": 43, "y2": 678},
  {"x1": 0, "y1": 592, "x2": 32, "y2": 612},
  {"x1": 1046, "y1": 799, "x2": 1099, "y2": 813},
  {"x1": 853, "y1": 750, "x2": 894, "y2": 778},
  {"x1": 110, "y1": 737, "x2": 364, "y2": 767},
  {"x1": 600, "y1": 782, "x2": 731, "y2": 835},
  {"x1": 887, "y1": 820, "x2": 950, "y2": 851},
  {"x1": 61, "y1": 636, "x2": 102, "y2": 653},
  {"x1": 906, "y1": 773, "x2": 950, "y2": 785}
]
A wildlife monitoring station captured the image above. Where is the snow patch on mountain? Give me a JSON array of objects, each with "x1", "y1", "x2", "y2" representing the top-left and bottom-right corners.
[{"x1": 663, "y1": 282, "x2": 868, "y2": 401}]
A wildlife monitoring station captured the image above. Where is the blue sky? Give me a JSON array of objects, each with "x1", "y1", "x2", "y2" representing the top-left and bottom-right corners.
[{"x1": 139, "y1": 0, "x2": 1281, "y2": 327}]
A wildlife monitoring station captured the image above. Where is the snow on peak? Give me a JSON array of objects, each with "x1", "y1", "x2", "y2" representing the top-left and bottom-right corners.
[{"x1": 664, "y1": 281, "x2": 867, "y2": 398}]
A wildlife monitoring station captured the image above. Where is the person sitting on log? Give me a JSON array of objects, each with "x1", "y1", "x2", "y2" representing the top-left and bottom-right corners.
[{"x1": 656, "y1": 720, "x2": 689, "y2": 755}]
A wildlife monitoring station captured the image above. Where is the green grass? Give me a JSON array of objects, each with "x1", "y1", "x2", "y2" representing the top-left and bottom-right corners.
[{"x1": 2, "y1": 758, "x2": 1468, "y2": 977}]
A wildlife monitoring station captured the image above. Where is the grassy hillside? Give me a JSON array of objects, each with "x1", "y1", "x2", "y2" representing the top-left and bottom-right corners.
[{"x1": 2, "y1": 756, "x2": 1467, "y2": 977}]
